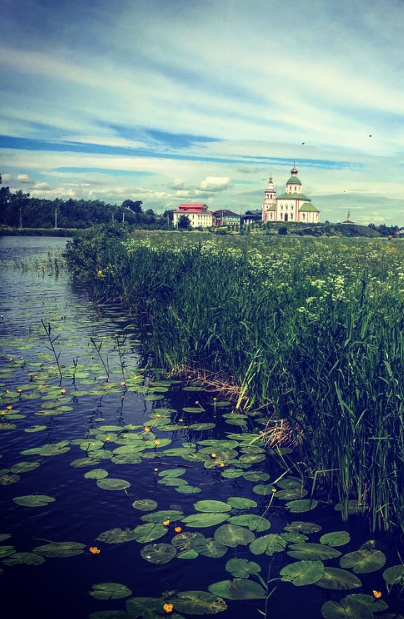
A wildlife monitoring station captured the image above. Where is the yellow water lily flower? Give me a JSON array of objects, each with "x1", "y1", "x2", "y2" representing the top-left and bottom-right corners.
[
  {"x1": 144, "y1": 427, "x2": 150, "y2": 433},
  {"x1": 373, "y1": 590, "x2": 382, "y2": 599},
  {"x1": 89, "y1": 546, "x2": 100, "y2": 554},
  {"x1": 6, "y1": 406, "x2": 12, "y2": 411},
  {"x1": 211, "y1": 453, "x2": 217, "y2": 458},
  {"x1": 163, "y1": 520, "x2": 170, "y2": 526},
  {"x1": 163, "y1": 603, "x2": 174, "y2": 614},
  {"x1": 175, "y1": 526, "x2": 182, "y2": 533},
  {"x1": 155, "y1": 440, "x2": 161, "y2": 446}
]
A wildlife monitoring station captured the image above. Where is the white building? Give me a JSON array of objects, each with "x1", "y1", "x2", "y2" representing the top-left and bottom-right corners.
[
  {"x1": 173, "y1": 204, "x2": 213, "y2": 228},
  {"x1": 262, "y1": 165, "x2": 320, "y2": 224}
]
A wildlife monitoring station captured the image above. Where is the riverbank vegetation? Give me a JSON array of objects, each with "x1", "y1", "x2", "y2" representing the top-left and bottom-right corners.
[{"x1": 64, "y1": 226, "x2": 404, "y2": 536}]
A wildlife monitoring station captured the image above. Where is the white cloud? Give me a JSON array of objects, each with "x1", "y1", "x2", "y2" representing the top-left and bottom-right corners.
[
  {"x1": 199, "y1": 177, "x2": 230, "y2": 192},
  {"x1": 17, "y1": 174, "x2": 30, "y2": 182}
]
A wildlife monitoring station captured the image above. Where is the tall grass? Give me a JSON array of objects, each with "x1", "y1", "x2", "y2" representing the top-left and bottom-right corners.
[{"x1": 64, "y1": 227, "x2": 404, "y2": 533}]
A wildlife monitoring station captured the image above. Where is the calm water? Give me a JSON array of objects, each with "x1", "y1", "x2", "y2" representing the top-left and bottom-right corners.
[{"x1": 0, "y1": 236, "x2": 403, "y2": 619}]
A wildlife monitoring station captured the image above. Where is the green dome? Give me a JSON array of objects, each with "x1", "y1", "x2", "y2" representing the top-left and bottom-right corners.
[{"x1": 286, "y1": 176, "x2": 302, "y2": 185}]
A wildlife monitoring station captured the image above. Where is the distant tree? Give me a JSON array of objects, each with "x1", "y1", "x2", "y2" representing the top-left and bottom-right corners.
[
  {"x1": 121, "y1": 199, "x2": 143, "y2": 213},
  {"x1": 278, "y1": 226, "x2": 287, "y2": 235},
  {"x1": 178, "y1": 214, "x2": 191, "y2": 230}
]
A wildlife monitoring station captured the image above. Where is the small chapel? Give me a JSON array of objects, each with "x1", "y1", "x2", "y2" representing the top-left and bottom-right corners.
[{"x1": 262, "y1": 164, "x2": 320, "y2": 224}]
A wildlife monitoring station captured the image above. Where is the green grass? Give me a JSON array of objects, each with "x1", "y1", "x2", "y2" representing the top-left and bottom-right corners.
[{"x1": 64, "y1": 227, "x2": 404, "y2": 533}]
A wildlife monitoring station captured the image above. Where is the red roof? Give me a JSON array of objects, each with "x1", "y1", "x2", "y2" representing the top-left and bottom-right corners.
[{"x1": 175, "y1": 203, "x2": 211, "y2": 213}]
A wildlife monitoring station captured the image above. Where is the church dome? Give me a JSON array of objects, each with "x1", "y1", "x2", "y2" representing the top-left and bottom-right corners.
[{"x1": 286, "y1": 176, "x2": 302, "y2": 185}]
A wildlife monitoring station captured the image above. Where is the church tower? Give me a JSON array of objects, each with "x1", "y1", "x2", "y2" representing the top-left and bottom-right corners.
[
  {"x1": 286, "y1": 163, "x2": 303, "y2": 195},
  {"x1": 262, "y1": 176, "x2": 277, "y2": 222}
]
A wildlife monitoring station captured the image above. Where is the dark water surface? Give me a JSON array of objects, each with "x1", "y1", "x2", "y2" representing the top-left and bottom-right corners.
[{"x1": 0, "y1": 236, "x2": 403, "y2": 619}]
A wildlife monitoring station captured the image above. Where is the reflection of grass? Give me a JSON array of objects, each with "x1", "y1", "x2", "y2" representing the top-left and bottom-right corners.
[
  {"x1": 65, "y1": 229, "x2": 404, "y2": 536},
  {"x1": 1, "y1": 252, "x2": 66, "y2": 274}
]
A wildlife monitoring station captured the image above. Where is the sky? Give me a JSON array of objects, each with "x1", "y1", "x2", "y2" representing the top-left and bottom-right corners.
[{"x1": 1, "y1": 0, "x2": 404, "y2": 225}]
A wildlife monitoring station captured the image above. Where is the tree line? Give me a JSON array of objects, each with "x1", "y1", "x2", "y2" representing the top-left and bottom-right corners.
[{"x1": 0, "y1": 181, "x2": 173, "y2": 230}]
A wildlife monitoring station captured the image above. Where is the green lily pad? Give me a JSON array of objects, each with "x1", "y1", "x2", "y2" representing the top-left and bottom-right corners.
[
  {"x1": 32, "y1": 541, "x2": 86, "y2": 557},
  {"x1": 141, "y1": 543, "x2": 176, "y2": 564},
  {"x1": 285, "y1": 499, "x2": 318, "y2": 513},
  {"x1": 225, "y1": 558, "x2": 261, "y2": 579},
  {"x1": 125, "y1": 597, "x2": 165, "y2": 617},
  {"x1": 252, "y1": 484, "x2": 275, "y2": 496},
  {"x1": 133, "y1": 523, "x2": 168, "y2": 543},
  {"x1": 214, "y1": 524, "x2": 255, "y2": 547},
  {"x1": 242, "y1": 471, "x2": 270, "y2": 482},
  {"x1": 226, "y1": 497, "x2": 257, "y2": 510},
  {"x1": 89, "y1": 583, "x2": 132, "y2": 600},
  {"x1": 383, "y1": 565, "x2": 404, "y2": 585},
  {"x1": 182, "y1": 407, "x2": 205, "y2": 413},
  {"x1": 208, "y1": 579, "x2": 265, "y2": 600},
  {"x1": 249, "y1": 534, "x2": 286, "y2": 556},
  {"x1": 228, "y1": 515, "x2": 271, "y2": 532},
  {"x1": 342, "y1": 594, "x2": 388, "y2": 612},
  {"x1": 320, "y1": 531, "x2": 350, "y2": 547},
  {"x1": 181, "y1": 513, "x2": 229, "y2": 528},
  {"x1": 10, "y1": 461, "x2": 41, "y2": 473},
  {"x1": 221, "y1": 469, "x2": 244, "y2": 479},
  {"x1": 188, "y1": 423, "x2": 216, "y2": 431},
  {"x1": 141, "y1": 510, "x2": 184, "y2": 523},
  {"x1": 84, "y1": 469, "x2": 109, "y2": 480},
  {"x1": 25, "y1": 425, "x2": 47, "y2": 433},
  {"x1": 13, "y1": 494, "x2": 55, "y2": 507},
  {"x1": 176, "y1": 485, "x2": 202, "y2": 494},
  {"x1": 158, "y1": 468, "x2": 187, "y2": 478},
  {"x1": 340, "y1": 550, "x2": 386, "y2": 573},
  {"x1": 2, "y1": 552, "x2": 45, "y2": 566},
  {"x1": 316, "y1": 568, "x2": 362, "y2": 590},
  {"x1": 194, "y1": 500, "x2": 232, "y2": 513},
  {"x1": 174, "y1": 590, "x2": 228, "y2": 613},
  {"x1": 0, "y1": 474, "x2": 20, "y2": 485},
  {"x1": 287, "y1": 543, "x2": 342, "y2": 561},
  {"x1": 0, "y1": 546, "x2": 16, "y2": 558},
  {"x1": 96, "y1": 478, "x2": 130, "y2": 491},
  {"x1": 132, "y1": 499, "x2": 158, "y2": 511},
  {"x1": 191, "y1": 536, "x2": 228, "y2": 558},
  {"x1": 275, "y1": 488, "x2": 308, "y2": 501},
  {"x1": 280, "y1": 560, "x2": 325, "y2": 586},
  {"x1": 96, "y1": 528, "x2": 137, "y2": 544},
  {"x1": 283, "y1": 521, "x2": 322, "y2": 534},
  {"x1": 321, "y1": 598, "x2": 373, "y2": 619}
]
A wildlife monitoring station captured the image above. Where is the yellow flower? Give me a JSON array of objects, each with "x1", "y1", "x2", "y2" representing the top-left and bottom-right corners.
[
  {"x1": 373, "y1": 590, "x2": 382, "y2": 599},
  {"x1": 175, "y1": 526, "x2": 182, "y2": 533},
  {"x1": 121, "y1": 381, "x2": 126, "y2": 386},
  {"x1": 156, "y1": 414, "x2": 161, "y2": 418},
  {"x1": 163, "y1": 603, "x2": 174, "y2": 614},
  {"x1": 272, "y1": 488, "x2": 277, "y2": 493},
  {"x1": 17, "y1": 389, "x2": 22, "y2": 393},
  {"x1": 163, "y1": 520, "x2": 170, "y2": 526},
  {"x1": 153, "y1": 467, "x2": 159, "y2": 472},
  {"x1": 89, "y1": 546, "x2": 101, "y2": 554},
  {"x1": 155, "y1": 440, "x2": 161, "y2": 446},
  {"x1": 6, "y1": 406, "x2": 12, "y2": 410},
  {"x1": 220, "y1": 463, "x2": 225, "y2": 468},
  {"x1": 60, "y1": 389, "x2": 66, "y2": 394},
  {"x1": 178, "y1": 418, "x2": 183, "y2": 422},
  {"x1": 211, "y1": 453, "x2": 217, "y2": 458},
  {"x1": 105, "y1": 437, "x2": 111, "y2": 442},
  {"x1": 213, "y1": 397, "x2": 217, "y2": 402},
  {"x1": 5, "y1": 390, "x2": 9, "y2": 394},
  {"x1": 1, "y1": 411, "x2": 6, "y2": 416},
  {"x1": 144, "y1": 427, "x2": 150, "y2": 433}
]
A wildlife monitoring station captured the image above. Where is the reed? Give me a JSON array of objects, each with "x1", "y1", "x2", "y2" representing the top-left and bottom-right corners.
[{"x1": 64, "y1": 228, "x2": 404, "y2": 533}]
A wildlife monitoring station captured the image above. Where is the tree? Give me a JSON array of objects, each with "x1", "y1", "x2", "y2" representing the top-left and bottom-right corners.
[
  {"x1": 121, "y1": 199, "x2": 143, "y2": 213},
  {"x1": 178, "y1": 214, "x2": 191, "y2": 230}
]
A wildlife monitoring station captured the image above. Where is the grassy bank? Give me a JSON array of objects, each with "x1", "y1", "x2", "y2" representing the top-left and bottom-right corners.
[{"x1": 64, "y1": 226, "x2": 404, "y2": 533}]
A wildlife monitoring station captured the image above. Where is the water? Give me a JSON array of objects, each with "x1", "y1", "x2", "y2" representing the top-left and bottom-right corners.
[{"x1": 0, "y1": 236, "x2": 403, "y2": 619}]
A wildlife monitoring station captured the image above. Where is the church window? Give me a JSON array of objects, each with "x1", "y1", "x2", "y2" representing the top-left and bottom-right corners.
[
  {"x1": 290, "y1": 213, "x2": 293, "y2": 220},
  {"x1": 302, "y1": 213, "x2": 305, "y2": 220},
  {"x1": 280, "y1": 204, "x2": 283, "y2": 209}
]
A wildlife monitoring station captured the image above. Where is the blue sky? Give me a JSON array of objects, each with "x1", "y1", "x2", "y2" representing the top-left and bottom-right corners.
[{"x1": 1, "y1": 0, "x2": 404, "y2": 225}]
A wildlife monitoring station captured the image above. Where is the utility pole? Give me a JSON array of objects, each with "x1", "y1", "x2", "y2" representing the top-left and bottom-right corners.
[
  {"x1": 54, "y1": 206, "x2": 58, "y2": 229},
  {"x1": 19, "y1": 207, "x2": 22, "y2": 230}
]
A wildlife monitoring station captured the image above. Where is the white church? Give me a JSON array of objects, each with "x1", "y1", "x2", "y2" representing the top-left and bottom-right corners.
[{"x1": 262, "y1": 164, "x2": 320, "y2": 224}]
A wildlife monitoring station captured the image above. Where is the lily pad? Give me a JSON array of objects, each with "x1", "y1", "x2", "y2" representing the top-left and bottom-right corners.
[
  {"x1": 96, "y1": 478, "x2": 130, "y2": 491},
  {"x1": 141, "y1": 510, "x2": 184, "y2": 523},
  {"x1": 249, "y1": 534, "x2": 286, "y2": 556},
  {"x1": 133, "y1": 523, "x2": 168, "y2": 543},
  {"x1": 132, "y1": 499, "x2": 158, "y2": 511},
  {"x1": 181, "y1": 513, "x2": 229, "y2": 528},
  {"x1": 287, "y1": 543, "x2": 342, "y2": 561},
  {"x1": 225, "y1": 558, "x2": 261, "y2": 579},
  {"x1": 208, "y1": 579, "x2": 265, "y2": 600},
  {"x1": 280, "y1": 560, "x2": 325, "y2": 586},
  {"x1": 13, "y1": 494, "x2": 55, "y2": 507},
  {"x1": 10, "y1": 461, "x2": 40, "y2": 473},
  {"x1": 285, "y1": 499, "x2": 318, "y2": 513},
  {"x1": 383, "y1": 565, "x2": 404, "y2": 585},
  {"x1": 89, "y1": 583, "x2": 132, "y2": 600},
  {"x1": 174, "y1": 590, "x2": 229, "y2": 613},
  {"x1": 214, "y1": 524, "x2": 255, "y2": 548},
  {"x1": 194, "y1": 500, "x2": 232, "y2": 513},
  {"x1": 283, "y1": 521, "x2": 322, "y2": 535},
  {"x1": 321, "y1": 598, "x2": 373, "y2": 619},
  {"x1": 140, "y1": 543, "x2": 176, "y2": 564},
  {"x1": 228, "y1": 515, "x2": 271, "y2": 532},
  {"x1": 340, "y1": 550, "x2": 386, "y2": 574},
  {"x1": 2, "y1": 552, "x2": 45, "y2": 566},
  {"x1": 191, "y1": 537, "x2": 228, "y2": 558},
  {"x1": 320, "y1": 531, "x2": 350, "y2": 547},
  {"x1": 32, "y1": 541, "x2": 86, "y2": 557},
  {"x1": 84, "y1": 469, "x2": 108, "y2": 480},
  {"x1": 96, "y1": 528, "x2": 138, "y2": 544},
  {"x1": 316, "y1": 568, "x2": 362, "y2": 590},
  {"x1": 226, "y1": 497, "x2": 257, "y2": 510}
]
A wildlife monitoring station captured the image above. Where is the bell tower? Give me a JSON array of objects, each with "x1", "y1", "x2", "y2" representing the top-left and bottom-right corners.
[{"x1": 262, "y1": 176, "x2": 277, "y2": 222}]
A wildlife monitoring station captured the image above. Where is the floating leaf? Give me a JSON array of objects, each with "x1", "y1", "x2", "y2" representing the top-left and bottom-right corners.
[
  {"x1": 0, "y1": 474, "x2": 19, "y2": 485},
  {"x1": 181, "y1": 513, "x2": 229, "y2": 528},
  {"x1": 96, "y1": 478, "x2": 130, "y2": 491},
  {"x1": 132, "y1": 499, "x2": 158, "y2": 511},
  {"x1": 249, "y1": 534, "x2": 286, "y2": 556},
  {"x1": 172, "y1": 531, "x2": 204, "y2": 551},
  {"x1": 182, "y1": 407, "x2": 205, "y2": 413},
  {"x1": 320, "y1": 531, "x2": 350, "y2": 547},
  {"x1": 283, "y1": 521, "x2": 322, "y2": 534},
  {"x1": 321, "y1": 598, "x2": 373, "y2": 619},
  {"x1": 191, "y1": 536, "x2": 227, "y2": 558},
  {"x1": 343, "y1": 595, "x2": 388, "y2": 612},
  {"x1": 334, "y1": 500, "x2": 367, "y2": 515},
  {"x1": 141, "y1": 510, "x2": 184, "y2": 523},
  {"x1": 174, "y1": 590, "x2": 228, "y2": 613},
  {"x1": 188, "y1": 423, "x2": 216, "y2": 431},
  {"x1": 176, "y1": 485, "x2": 202, "y2": 494},
  {"x1": 84, "y1": 469, "x2": 108, "y2": 480},
  {"x1": 228, "y1": 515, "x2": 271, "y2": 532},
  {"x1": 89, "y1": 583, "x2": 132, "y2": 600},
  {"x1": 221, "y1": 469, "x2": 244, "y2": 479},
  {"x1": 280, "y1": 560, "x2": 325, "y2": 586},
  {"x1": 340, "y1": 550, "x2": 386, "y2": 573},
  {"x1": 214, "y1": 524, "x2": 255, "y2": 548},
  {"x1": 287, "y1": 543, "x2": 341, "y2": 561},
  {"x1": 2, "y1": 552, "x2": 45, "y2": 566},
  {"x1": 10, "y1": 461, "x2": 40, "y2": 473},
  {"x1": 0, "y1": 546, "x2": 16, "y2": 558},
  {"x1": 13, "y1": 494, "x2": 55, "y2": 507},
  {"x1": 226, "y1": 497, "x2": 257, "y2": 510},
  {"x1": 316, "y1": 568, "x2": 362, "y2": 590},
  {"x1": 208, "y1": 579, "x2": 265, "y2": 600},
  {"x1": 252, "y1": 484, "x2": 274, "y2": 496},
  {"x1": 285, "y1": 499, "x2": 318, "y2": 513},
  {"x1": 275, "y1": 488, "x2": 308, "y2": 501},
  {"x1": 141, "y1": 543, "x2": 176, "y2": 564},
  {"x1": 24, "y1": 425, "x2": 47, "y2": 433},
  {"x1": 225, "y1": 558, "x2": 261, "y2": 579},
  {"x1": 242, "y1": 471, "x2": 270, "y2": 482},
  {"x1": 133, "y1": 523, "x2": 167, "y2": 543},
  {"x1": 125, "y1": 597, "x2": 165, "y2": 617},
  {"x1": 158, "y1": 468, "x2": 187, "y2": 478},
  {"x1": 32, "y1": 542, "x2": 86, "y2": 557},
  {"x1": 194, "y1": 500, "x2": 232, "y2": 513},
  {"x1": 383, "y1": 565, "x2": 404, "y2": 585},
  {"x1": 96, "y1": 528, "x2": 137, "y2": 544}
]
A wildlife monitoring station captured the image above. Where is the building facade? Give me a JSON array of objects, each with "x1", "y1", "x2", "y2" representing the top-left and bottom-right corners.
[
  {"x1": 173, "y1": 204, "x2": 213, "y2": 228},
  {"x1": 212, "y1": 209, "x2": 240, "y2": 227},
  {"x1": 262, "y1": 165, "x2": 320, "y2": 224}
]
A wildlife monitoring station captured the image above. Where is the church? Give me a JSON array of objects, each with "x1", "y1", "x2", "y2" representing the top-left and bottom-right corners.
[{"x1": 262, "y1": 164, "x2": 320, "y2": 224}]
